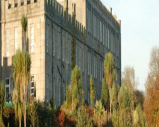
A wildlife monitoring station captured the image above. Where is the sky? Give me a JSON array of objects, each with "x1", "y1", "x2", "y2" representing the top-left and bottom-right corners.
[{"x1": 101, "y1": 0, "x2": 159, "y2": 92}]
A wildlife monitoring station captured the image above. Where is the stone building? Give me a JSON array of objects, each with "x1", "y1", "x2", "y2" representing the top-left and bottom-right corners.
[{"x1": 0, "y1": 0, "x2": 121, "y2": 106}]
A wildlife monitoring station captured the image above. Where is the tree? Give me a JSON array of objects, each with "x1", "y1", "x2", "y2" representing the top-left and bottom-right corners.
[
  {"x1": 89, "y1": 75, "x2": 95, "y2": 108},
  {"x1": 101, "y1": 78, "x2": 109, "y2": 110},
  {"x1": 104, "y1": 52, "x2": 117, "y2": 117},
  {"x1": 21, "y1": 14, "x2": 28, "y2": 127},
  {"x1": 149, "y1": 47, "x2": 159, "y2": 78},
  {"x1": 122, "y1": 66, "x2": 138, "y2": 90},
  {"x1": 76, "y1": 105, "x2": 93, "y2": 127},
  {"x1": 144, "y1": 74, "x2": 159, "y2": 126},
  {"x1": 70, "y1": 66, "x2": 82, "y2": 110},
  {"x1": 71, "y1": 10, "x2": 76, "y2": 70},
  {"x1": 13, "y1": 50, "x2": 31, "y2": 127},
  {"x1": 0, "y1": 81, "x2": 5, "y2": 127},
  {"x1": 93, "y1": 100, "x2": 107, "y2": 126},
  {"x1": 118, "y1": 84, "x2": 134, "y2": 127}
]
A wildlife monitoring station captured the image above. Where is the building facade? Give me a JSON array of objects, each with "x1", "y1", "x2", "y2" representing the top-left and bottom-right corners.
[{"x1": 0, "y1": 0, "x2": 121, "y2": 106}]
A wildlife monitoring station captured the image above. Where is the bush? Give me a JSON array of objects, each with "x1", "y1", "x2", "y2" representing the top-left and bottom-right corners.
[
  {"x1": 58, "y1": 110, "x2": 65, "y2": 127},
  {"x1": 75, "y1": 105, "x2": 93, "y2": 127},
  {"x1": 26, "y1": 101, "x2": 53, "y2": 127},
  {"x1": 93, "y1": 100, "x2": 107, "y2": 126}
]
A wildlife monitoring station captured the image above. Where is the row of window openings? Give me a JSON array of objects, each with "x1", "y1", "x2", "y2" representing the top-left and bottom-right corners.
[
  {"x1": 87, "y1": 56, "x2": 103, "y2": 80},
  {"x1": 6, "y1": 25, "x2": 34, "y2": 57},
  {"x1": 5, "y1": 76, "x2": 35, "y2": 101},
  {"x1": 87, "y1": 10, "x2": 120, "y2": 53},
  {"x1": 8, "y1": 0, "x2": 37, "y2": 9}
]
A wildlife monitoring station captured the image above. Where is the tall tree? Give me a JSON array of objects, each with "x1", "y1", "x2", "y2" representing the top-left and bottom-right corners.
[
  {"x1": 71, "y1": 10, "x2": 76, "y2": 70},
  {"x1": 13, "y1": 50, "x2": 31, "y2": 127},
  {"x1": 70, "y1": 66, "x2": 82, "y2": 110},
  {"x1": 144, "y1": 74, "x2": 159, "y2": 126},
  {"x1": 21, "y1": 15, "x2": 28, "y2": 127},
  {"x1": 89, "y1": 75, "x2": 95, "y2": 108},
  {"x1": 149, "y1": 47, "x2": 159, "y2": 78},
  {"x1": 101, "y1": 78, "x2": 109, "y2": 110},
  {"x1": 104, "y1": 52, "x2": 117, "y2": 117},
  {"x1": 122, "y1": 66, "x2": 138, "y2": 90},
  {"x1": 0, "y1": 81, "x2": 5, "y2": 127}
]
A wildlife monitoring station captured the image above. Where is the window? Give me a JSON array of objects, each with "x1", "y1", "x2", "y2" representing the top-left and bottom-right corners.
[
  {"x1": 30, "y1": 76, "x2": 35, "y2": 96},
  {"x1": 103, "y1": 24, "x2": 105, "y2": 45},
  {"x1": 87, "y1": 52, "x2": 91, "y2": 75},
  {"x1": 5, "y1": 78, "x2": 10, "y2": 101},
  {"x1": 83, "y1": 48, "x2": 84, "y2": 72},
  {"x1": 93, "y1": 14, "x2": 96, "y2": 37},
  {"x1": 46, "y1": 24, "x2": 49, "y2": 53},
  {"x1": 30, "y1": 24, "x2": 34, "y2": 53},
  {"x1": 58, "y1": 32, "x2": 60, "y2": 59},
  {"x1": 14, "y1": 27, "x2": 18, "y2": 53},
  {"x1": 108, "y1": 29, "x2": 110, "y2": 49},
  {"x1": 68, "y1": 38, "x2": 70, "y2": 64},
  {"x1": 6, "y1": 29, "x2": 9, "y2": 57},
  {"x1": 52, "y1": 28, "x2": 55, "y2": 56},
  {"x1": 58, "y1": 78, "x2": 60, "y2": 106},
  {"x1": 62, "y1": 35, "x2": 65, "y2": 61},
  {"x1": 94, "y1": 57, "x2": 97, "y2": 78},
  {"x1": 100, "y1": 21, "x2": 102, "y2": 43}
]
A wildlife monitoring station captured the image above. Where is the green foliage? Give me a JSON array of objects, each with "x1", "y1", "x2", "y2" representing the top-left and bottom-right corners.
[
  {"x1": 75, "y1": 105, "x2": 93, "y2": 127},
  {"x1": 70, "y1": 66, "x2": 83, "y2": 109},
  {"x1": 118, "y1": 84, "x2": 134, "y2": 127},
  {"x1": 26, "y1": 101, "x2": 53, "y2": 127},
  {"x1": 93, "y1": 100, "x2": 107, "y2": 126},
  {"x1": 0, "y1": 81, "x2": 5, "y2": 127},
  {"x1": 89, "y1": 75, "x2": 95, "y2": 107},
  {"x1": 101, "y1": 78, "x2": 109, "y2": 109},
  {"x1": 104, "y1": 52, "x2": 117, "y2": 116},
  {"x1": 12, "y1": 50, "x2": 31, "y2": 127},
  {"x1": 133, "y1": 104, "x2": 147, "y2": 127},
  {"x1": 112, "y1": 84, "x2": 119, "y2": 111},
  {"x1": 104, "y1": 52, "x2": 117, "y2": 88},
  {"x1": 21, "y1": 15, "x2": 27, "y2": 32}
]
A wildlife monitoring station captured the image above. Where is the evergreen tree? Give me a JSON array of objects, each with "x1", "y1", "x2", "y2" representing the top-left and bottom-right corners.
[
  {"x1": 104, "y1": 52, "x2": 117, "y2": 117},
  {"x1": 71, "y1": 11, "x2": 76, "y2": 70},
  {"x1": 101, "y1": 78, "x2": 109, "y2": 109},
  {"x1": 70, "y1": 66, "x2": 82, "y2": 110},
  {"x1": 89, "y1": 75, "x2": 95, "y2": 107}
]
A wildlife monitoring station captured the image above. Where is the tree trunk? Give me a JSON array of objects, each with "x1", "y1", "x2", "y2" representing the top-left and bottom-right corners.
[{"x1": 19, "y1": 115, "x2": 21, "y2": 127}]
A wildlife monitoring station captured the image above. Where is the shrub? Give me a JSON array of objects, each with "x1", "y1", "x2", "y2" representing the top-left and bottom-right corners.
[
  {"x1": 93, "y1": 100, "x2": 107, "y2": 126},
  {"x1": 58, "y1": 110, "x2": 65, "y2": 127},
  {"x1": 76, "y1": 105, "x2": 93, "y2": 127}
]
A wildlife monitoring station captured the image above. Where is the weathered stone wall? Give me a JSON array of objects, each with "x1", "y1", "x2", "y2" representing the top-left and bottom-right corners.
[{"x1": 0, "y1": 0, "x2": 46, "y2": 101}]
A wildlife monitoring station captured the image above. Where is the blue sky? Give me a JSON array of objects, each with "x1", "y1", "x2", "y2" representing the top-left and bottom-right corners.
[{"x1": 101, "y1": 0, "x2": 159, "y2": 91}]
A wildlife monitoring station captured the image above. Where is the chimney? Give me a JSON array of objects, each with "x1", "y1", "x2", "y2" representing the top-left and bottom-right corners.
[{"x1": 110, "y1": 7, "x2": 112, "y2": 14}]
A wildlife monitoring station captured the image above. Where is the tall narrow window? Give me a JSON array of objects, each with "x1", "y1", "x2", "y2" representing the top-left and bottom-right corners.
[
  {"x1": 5, "y1": 78, "x2": 10, "y2": 101},
  {"x1": 83, "y1": 48, "x2": 84, "y2": 72},
  {"x1": 100, "y1": 21, "x2": 102, "y2": 43},
  {"x1": 6, "y1": 29, "x2": 9, "y2": 57},
  {"x1": 46, "y1": 24, "x2": 49, "y2": 53},
  {"x1": 58, "y1": 32, "x2": 60, "y2": 59},
  {"x1": 14, "y1": 27, "x2": 18, "y2": 53},
  {"x1": 62, "y1": 35, "x2": 65, "y2": 61},
  {"x1": 30, "y1": 76, "x2": 35, "y2": 96},
  {"x1": 52, "y1": 28, "x2": 55, "y2": 56},
  {"x1": 108, "y1": 29, "x2": 110, "y2": 49},
  {"x1": 103, "y1": 24, "x2": 105, "y2": 45},
  {"x1": 68, "y1": 38, "x2": 70, "y2": 64},
  {"x1": 30, "y1": 24, "x2": 34, "y2": 53}
]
